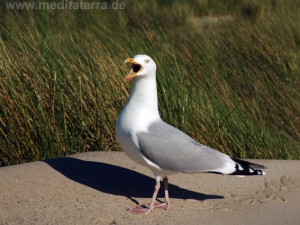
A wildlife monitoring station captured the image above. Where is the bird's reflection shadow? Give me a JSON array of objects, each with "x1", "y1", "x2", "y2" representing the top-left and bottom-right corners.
[{"x1": 45, "y1": 157, "x2": 223, "y2": 205}]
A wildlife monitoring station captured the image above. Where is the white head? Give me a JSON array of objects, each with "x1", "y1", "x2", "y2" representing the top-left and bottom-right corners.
[{"x1": 124, "y1": 54, "x2": 156, "y2": 81}]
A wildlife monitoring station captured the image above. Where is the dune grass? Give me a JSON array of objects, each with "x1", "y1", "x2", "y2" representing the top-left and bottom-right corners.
[{"x1": 0, "y1": 0, "x2": 299, "y2": 166}]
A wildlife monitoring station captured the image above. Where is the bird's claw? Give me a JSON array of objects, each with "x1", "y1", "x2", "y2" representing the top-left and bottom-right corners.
[{"x1": 131, "y1": 201, "x2": 170, "y2": 214}]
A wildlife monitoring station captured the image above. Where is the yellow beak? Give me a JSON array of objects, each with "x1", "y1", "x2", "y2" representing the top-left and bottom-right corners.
[{"x1": 124, "y1": 58, "x2": 142, "y2": 81}]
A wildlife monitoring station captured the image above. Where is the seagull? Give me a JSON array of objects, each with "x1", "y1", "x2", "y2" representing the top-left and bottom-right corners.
[{"x1": 115, "y1": 54, "x2": 266, "y2": 214}]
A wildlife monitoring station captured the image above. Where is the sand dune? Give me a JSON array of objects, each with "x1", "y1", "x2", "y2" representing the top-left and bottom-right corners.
[{"x1": 0, "y1": 152, "x2": 299, "y2": 225}]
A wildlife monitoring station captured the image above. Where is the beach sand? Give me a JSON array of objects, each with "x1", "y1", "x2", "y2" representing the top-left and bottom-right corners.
[{"x1": 0, "y1": 152, "x2": 299, "y2": 225}]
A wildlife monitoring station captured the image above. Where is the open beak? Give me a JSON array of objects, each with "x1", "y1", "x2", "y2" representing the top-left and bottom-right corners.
[{"x1": 124, "y1": 58, "x2": 143, "y2": 81}]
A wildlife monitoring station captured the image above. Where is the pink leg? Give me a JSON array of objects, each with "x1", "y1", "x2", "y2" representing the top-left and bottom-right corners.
[
  {"x1": 162, "y1": 177, "x2": 171, "y2": 210},
  {"x1": 131, "y1": 177, "x2": 171, "y2": 214},
  {"x1": 132, "y1": 177, "x2": 161, "y2": 214}
]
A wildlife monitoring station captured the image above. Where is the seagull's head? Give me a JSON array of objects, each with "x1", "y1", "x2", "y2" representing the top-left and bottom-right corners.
[{"x1": 124, "y1": 54, "x2": 156, "y2": 81}]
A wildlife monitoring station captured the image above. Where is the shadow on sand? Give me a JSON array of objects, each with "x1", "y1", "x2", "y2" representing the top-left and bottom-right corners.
[{"x1": 45, "y1": 157, "x2": 223, "y2": 204}]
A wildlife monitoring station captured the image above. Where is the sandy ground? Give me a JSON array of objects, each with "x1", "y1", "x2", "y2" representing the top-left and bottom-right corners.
[{"x1": 0, "y1": 152, "x2": 299, "y2": 225}]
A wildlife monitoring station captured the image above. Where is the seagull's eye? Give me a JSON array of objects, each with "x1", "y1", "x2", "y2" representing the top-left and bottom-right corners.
[
  {"x1": 132, "y1": 64, "x2": 141, "y2": 73},
  {"x1": 145, "y1": 59, "x2": 150, "y2": 63}
]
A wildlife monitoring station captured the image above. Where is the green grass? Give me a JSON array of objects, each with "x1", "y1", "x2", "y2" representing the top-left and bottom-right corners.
[{"x1": 0, "y1": 0, "x2": 300, "y2": 166}]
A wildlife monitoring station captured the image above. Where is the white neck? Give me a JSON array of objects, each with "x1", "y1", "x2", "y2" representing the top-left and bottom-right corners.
[
  {"x1": 130, "y1": 75, "x2": 159, "y2": 115},
  {"x1": 118, "y1": 73, "x2": 161, "y2": 132}
]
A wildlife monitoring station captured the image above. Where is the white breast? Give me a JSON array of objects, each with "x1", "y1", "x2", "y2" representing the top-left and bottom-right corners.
[
  {"x1": 115, "y1": 98, "x2": 158, "y2": 163},
  {"x1": 115, "y1": 75, "x2": 161, "y2": 168}
]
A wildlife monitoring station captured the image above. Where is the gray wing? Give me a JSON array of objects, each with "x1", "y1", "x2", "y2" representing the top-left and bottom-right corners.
[{"x1": 137, "y1": 120, "x2": 233, "y2": 173}]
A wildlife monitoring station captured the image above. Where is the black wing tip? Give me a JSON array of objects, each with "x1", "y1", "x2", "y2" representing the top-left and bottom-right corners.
[
  {"x1": 231, "y1": 157, "x2": 267, "y2": 169},
  {"x1": 230, "y1": 157, "x2": 267, "y2": 176}
]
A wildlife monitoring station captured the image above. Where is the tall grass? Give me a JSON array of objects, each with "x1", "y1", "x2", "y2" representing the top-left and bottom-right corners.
[{"x1": 0, "y1": 0, "x2": 299, "y2": 166}]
